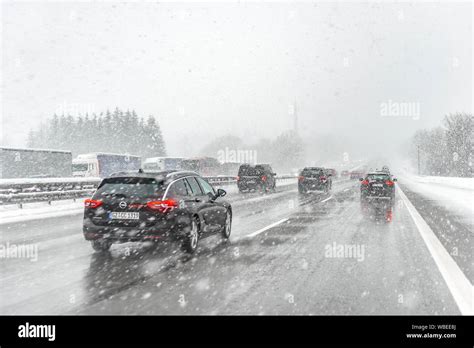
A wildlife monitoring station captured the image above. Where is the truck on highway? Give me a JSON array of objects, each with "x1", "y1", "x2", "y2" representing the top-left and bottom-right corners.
[
  {"x1": 0, "y1": 147, "x2": 72, "y2": 179},
  {"x1": 181, "y1": 157, "x2": 221, "y2": 176},
  {"x1": 72, "y1": 152, "x2": 141, "y2": 177},
  {"x1": 142, "y1": 157, "x2": 184, "y2": 171}
]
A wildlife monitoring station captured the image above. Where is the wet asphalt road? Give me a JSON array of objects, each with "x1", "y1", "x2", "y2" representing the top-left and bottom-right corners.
[{"x1": 0, "y1": 179, "x2": 464, "y2": 314}]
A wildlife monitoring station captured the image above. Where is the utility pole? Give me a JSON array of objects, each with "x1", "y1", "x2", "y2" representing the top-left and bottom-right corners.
[{"x1": 417, "y1": 145, "x2": 420, "y2": 175}]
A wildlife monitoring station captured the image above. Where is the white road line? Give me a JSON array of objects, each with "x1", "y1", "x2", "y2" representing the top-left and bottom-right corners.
[
  {"x1": 321, "y1": 195, "x2": 333, "y2": 203},
  {"x1": 244, "y1": 218, "x2": 289, "y2": 238},
  {"x1": 397, "y1": 186, "x2": 473, "y2": 315}
]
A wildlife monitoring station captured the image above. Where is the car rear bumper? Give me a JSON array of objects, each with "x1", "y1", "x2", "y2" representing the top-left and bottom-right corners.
[
  {"x1": 238, "y1": 180, "x2": 262, "y2": 189},
  {"x1": 363, "y1": 196, "x2": 392, "y2": 200},
  {"x1": 83, "y1": 217, "x2": 184, "y2": 242},
  {"x1": 299, "y1": 182, "x2": 327, "y2": 191}
]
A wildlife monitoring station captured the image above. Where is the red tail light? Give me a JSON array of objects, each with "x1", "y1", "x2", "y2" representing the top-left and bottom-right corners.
[
  {"x1": 146, "y1": 199, "x2": 178, "y2": 213},
  {"x1": 386, "y1": 210, "x2": 393, "y2": 222},
  {"x1": 361, "y1": 180, "x2": 369, "y2": 185},
  {"x1": 84, "y1": 199, "x2": 103, "y2": 209},
  {"x1": 320, "y1": 176, "x2": 327, "y2": 181},
  {"x1": 385, "y1": 180, "x2": 394, "y2": 187},
  {"x1": 298, "y1": 175, "x2": 304, "y2": 182},
  {"x1": 261, "y1": 175, "x2": 267, "y2": 182},
  {"x1": 236, "y1": 176, "x2": 240, "y2": 181}
]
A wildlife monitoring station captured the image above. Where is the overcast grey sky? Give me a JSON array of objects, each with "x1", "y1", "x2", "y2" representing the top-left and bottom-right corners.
[{"x1": 1, "y1": 1, "x2": 472, "y2": 156}]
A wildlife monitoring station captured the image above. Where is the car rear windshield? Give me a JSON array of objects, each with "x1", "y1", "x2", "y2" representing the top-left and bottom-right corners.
[
  {"x1": 239, "y1": 166, "x2": 263, "y2": 176},
  {"x1": 302, "y1": 168, "x2": 324, "y2": 175},
  {"x1": 95, "y1": 177, "x2": 165, "y2": 200},
  {"x1": 367, "y1": 174, "x2": 390, "y2": 181}
]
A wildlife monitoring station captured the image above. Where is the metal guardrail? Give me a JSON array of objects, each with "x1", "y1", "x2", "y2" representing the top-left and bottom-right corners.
[{"x1": 0, "y1": 175, "x2": 297, "y2": 207}]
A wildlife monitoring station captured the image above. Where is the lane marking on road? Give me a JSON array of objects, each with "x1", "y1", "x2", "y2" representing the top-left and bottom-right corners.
[
  {"x1": 244, "y1": 218, "x2": 289, "y2": 238},
  {"x1": 397, "y1": 185, "x2": 473, "y2": 315},
  {"x1": 320, "y1": 195, "x2": 333, "y2": 203}
]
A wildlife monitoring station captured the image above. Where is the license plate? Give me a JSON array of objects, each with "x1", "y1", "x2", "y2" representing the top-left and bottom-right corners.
[
  {"x1": 372, "y1": 184, "x2": 383, "y2": 187},
  {"x1": 109, "y1": 212, "x2": 140, "y2": 220},
  {"x1": 246, "y1": 180, "x2": 255, "y2": 184}
]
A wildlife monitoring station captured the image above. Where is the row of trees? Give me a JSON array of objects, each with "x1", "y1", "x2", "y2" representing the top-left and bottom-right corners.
[
  {"x1": 412, "y1": 113, "x2": 472, "y2": 177},
  {"x1": 27, "y1": 108, "x2": 166, "y2": 158}
]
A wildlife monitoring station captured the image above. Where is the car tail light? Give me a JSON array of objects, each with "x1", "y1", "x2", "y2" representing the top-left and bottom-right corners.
[
  {"x1": 261, "y1": 175, "x2": 267, "y2": 182},
  {"x1": 361, "y1": 180, "x2": 369, "y2": 185},
  {"x1": 236, "y1": 176, "x2": 240, "y2": 181},
  {"x1": 84, "y1": 199, "x2": 103, "y2": 209},
  {"x1": 386, "y1": 209, "x2": 393, "y2": 222},
  {"x1": 320, "y1": 176, "x2": 327, "y2": 181},
  {"x1": 146, "y1": 199, "x2": 178, "y2": 213},
  {"x1": 385, "y1": 180, "x2": 394, "y2": 187},
  {"x1": 298, "y1": 175, "x2": 304, "y2": 182}
]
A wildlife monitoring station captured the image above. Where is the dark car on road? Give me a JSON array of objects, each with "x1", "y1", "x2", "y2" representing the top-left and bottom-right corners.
[
  {"x1": 360, "y1": 171, "x2": 396, "y2": 202},
  {"x1": 83, "y1": 170, "x2": 232, "y2": 253},
  {"x1": 237, "y1": 164, "x2": 276, "y2": 193},
  {"x1": 298, "y1": 167, "x2": 332, "y2": 194}
]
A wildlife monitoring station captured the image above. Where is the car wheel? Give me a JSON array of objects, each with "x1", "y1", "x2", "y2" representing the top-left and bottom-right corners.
[
  {"x1": 182, "y1": 217, "x2": 199, "y2": 254},
  {"x1": 91, "y1": 239, "x2": 111, "y2": 252},
  {"x1": 221, "y1": 210, "x2": 232, "y2": 239}
]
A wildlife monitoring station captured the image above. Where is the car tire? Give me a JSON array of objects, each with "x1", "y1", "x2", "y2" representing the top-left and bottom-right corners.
[
  {"x1": 221, "y1": 210, "x2": 232, "y2": 239},
  {"x1": 182, "y1": 217, "x2": 199, "y2": 254},
  {"x1": 91, "y1": 239, "x2": 112, "y2": 252}
]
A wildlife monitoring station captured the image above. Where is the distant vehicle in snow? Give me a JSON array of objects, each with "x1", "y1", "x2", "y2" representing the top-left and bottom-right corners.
[
  {"x1": 350, "y1": 170, "x2": 366, "y2": 179},
  {"x1": 360, "y1": 172, "x2": 397, "y2": 203},
  {"x1": 298, "y1": 167, "x2": 332, "y2": 194},
  {"x1": 72, "y1": 153, "x2": 141, "y2": 177},
  {"x1": 143, "y1": 157, "x2": 184, "y2": 171},
  {"x1": 381, "y1": 165, "x2": 390, "y2": 174},
  {"x1": 181, "y1": 157, "x2": 221, "y2": 176},
  {"x1": 326, "y1": 168, "x2": 338, "y2": 178},
  {"x1": 0, "y1": 147, "x2": 72, "y2": 179},
  {"x1": 237, "y1": 163, "x2": 277, "y2": 193}
]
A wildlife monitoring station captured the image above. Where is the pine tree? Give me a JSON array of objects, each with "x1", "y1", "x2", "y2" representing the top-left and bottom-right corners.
[{"x1": 26, "y1": 107, "x2": 167, "y2": 159}]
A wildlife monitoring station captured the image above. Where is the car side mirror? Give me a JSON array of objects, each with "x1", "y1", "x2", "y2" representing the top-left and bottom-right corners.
[
  {"x1": 359, "y1": 178, "x2": 363, "y2": 181},
  {"x1": 216, "y1": 188, "x2": 226, "y2": 198},
  {"x1": 272, "y1": 172, "x2": 277, "y2": 176},
  {"x1": 392, "y1": 178, "x2": 397, "y2": 182}
]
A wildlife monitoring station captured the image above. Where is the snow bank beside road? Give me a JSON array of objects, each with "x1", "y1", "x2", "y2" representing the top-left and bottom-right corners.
[
  {"x1": 0, "y1": 199, "x2": 84, "y2": 225},
  {"x1": 398, "y1": 174, "x2": 473, "y2": 223}
]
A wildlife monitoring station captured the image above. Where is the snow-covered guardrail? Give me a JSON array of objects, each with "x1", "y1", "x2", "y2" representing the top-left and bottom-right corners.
[{"x1": 0, "y1": 175, "x2": 297, "y2": 207}]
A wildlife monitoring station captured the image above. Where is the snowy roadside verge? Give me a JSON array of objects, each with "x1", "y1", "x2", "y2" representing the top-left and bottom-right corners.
[
  {"x1": 0, "y1": 199, "x2": 84, "y2": 225},
  {"x1": 397, "y1": 173, "x2": 473, "y2": 224},
  {"x1": 397, "y1": 185, "x2": 473, "y2": 315}
]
